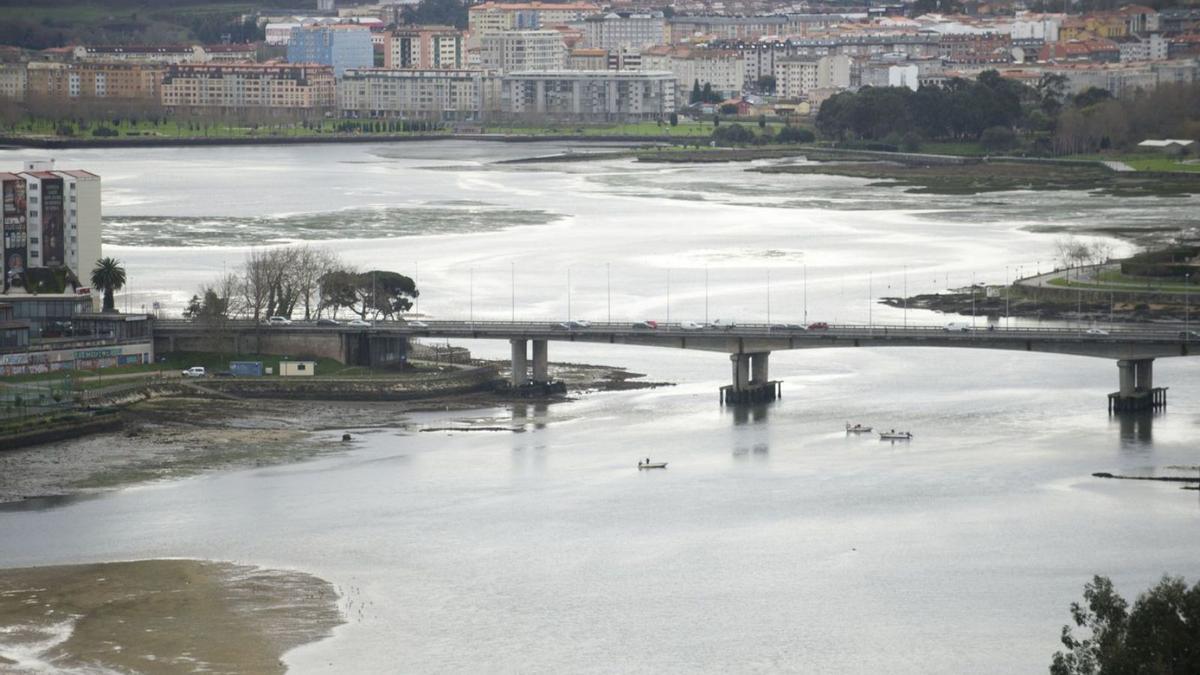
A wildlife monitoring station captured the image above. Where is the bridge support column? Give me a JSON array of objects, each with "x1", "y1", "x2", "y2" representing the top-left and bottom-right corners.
[
  {"x1": 510, "y1": 339, "x2": 528, "y2": 387},
  {"x1": 1109, "y1": 358, "x2": 1166, "y2": 414},
  {"x1": 531, "y1": 340, "x2": 548, "y2": 384},
  {"x1": 721, "y1": 352, "x2": 780, "y2": 405}
]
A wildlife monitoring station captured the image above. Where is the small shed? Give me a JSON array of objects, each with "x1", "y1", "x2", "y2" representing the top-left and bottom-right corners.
[
  {"x1": 229, "y1": 361, "x2": 263, "y2": 377},
  {"x1": 279, "y1": 360, "x2": 316, "y2": 377}
]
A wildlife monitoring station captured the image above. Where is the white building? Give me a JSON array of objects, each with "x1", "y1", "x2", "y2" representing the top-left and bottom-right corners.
[
  {"x1": 502, "y1": 70, "x2": 674, "y2": 120},
  {"x1": 1011, "y1": 15, "x2": 1062, "y2": 43},
  {"x1": 641, "y1": 47, "x2": 743, "y2": 102},
  {"x1": 338, "y1": 68, "x2": 488, "y2": 119},
  {"x1": 1119, "y1": 34, "x2": 1168, "y2": 62},
  {"x1": 774, "y1": 54, "x2": 850, "y2": 99},
  {"x1": 480, "y1": 31, "x2": 566, "y2": 73},
  {"x1": 2, "y1": 161, "x2": 101, "y2": 297},
  {"x1": 582, "y1": 12, "x2": 667, "y2": 52}
]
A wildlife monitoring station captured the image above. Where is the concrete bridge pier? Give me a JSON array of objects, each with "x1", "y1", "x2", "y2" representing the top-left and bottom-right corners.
[
  {"x1": 721, "y1": 352, "x2": 781, "y2": 405},
  {"x1": 510, "y1": 339, "x2": 529, "y2": 386},
  {"x1": 531, "y1": 340, "x2": 549, "y2": 384},
  {"x1": 507, "y1": 338, "x2": 564, "y2": 397},
  {"x1": 1109, "y1": 358, "x2": 1167, "y2": 413}
]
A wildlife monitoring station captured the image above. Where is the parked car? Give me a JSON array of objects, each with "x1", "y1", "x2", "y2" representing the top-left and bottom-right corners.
[
  {"x1": 181, "y1": 366, "x2": 207, "y2": 378},
  {"x1": 807, "y1": 322, "x2": 829, "y2": 330},
  {"x1": 712, "y1": 319, "x2": 736, "y2": 330},
  {"x1": 1085, "y1": 328, "x2": 1109, "y2": 336},
  {"x1": 347, "y1": 318, "x2": 372, "y2": 327},
  {"x1": 316, "y1": 318, "x2": 340, "y2": 327},
  {"x1": 632, "y1": 320, "x2": 658, "y2": 329},
  {"x1": 943, "y1": 322, "x2": 971, "y2": 332},
  {"x1": 266, "y1": 316, "x2": 292, "y2": 326}
]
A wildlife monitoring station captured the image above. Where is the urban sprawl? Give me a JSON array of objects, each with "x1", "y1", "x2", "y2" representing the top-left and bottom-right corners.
[{"x1": 0, "y1": 2, "x2": 1197, "y2": 122}]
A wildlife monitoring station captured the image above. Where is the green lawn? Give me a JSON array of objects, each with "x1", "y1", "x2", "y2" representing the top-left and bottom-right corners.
[{"x1": 917, "y1": 141, "x2": 991, "y2": 157}]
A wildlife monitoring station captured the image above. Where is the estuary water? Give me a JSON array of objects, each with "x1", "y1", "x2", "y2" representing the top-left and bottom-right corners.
[{"x1": 2, "y1": 141, "x2": 1200, "y2": 673}]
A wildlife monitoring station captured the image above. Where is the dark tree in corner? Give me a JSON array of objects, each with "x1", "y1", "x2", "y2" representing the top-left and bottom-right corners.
[{"x1": 1051, "y1": 575, "x2": 1200, "y2": 674}]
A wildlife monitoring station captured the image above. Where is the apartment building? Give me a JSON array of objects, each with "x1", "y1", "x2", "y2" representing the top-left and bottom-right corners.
[
  {"x1": 774, "y1": 55, "x2": 850, "y2": 99},
  {"x1": 582, "y1": 12, "x2": 667, "y2": 52},
  {"x1": 26, "y1": 62, "x2": 163, "y2": 103},
  {"x1": 1119, "y1": 33, "x2": 1168, "y2": 61},
  {"x1": 725, "y1": 35, "x2": 941, "y2": 87},
  {"x1": 288, "y1": 24, "x2": 373, "y2": 77},
  {"x1": 160, "y1": 63, "x2": 336, "y2": 115},
  {"x1": 385, "y1": 26, "x2": 465, "y2": 69},
  {"x1": 567, "y1": 48, "x2": 608, "y2": 70},
  {"x1": 2, "y1": 161, "x2": 101, "y2": 298},
  {"x1": 480, "y1": 31, "x2": 567, "y2": 73},
  {"x1": 939, "y1": 32, "x2": 1013, "y2": 65},
  {"x1": 0, "y1": 63, "x2": 26, "y2": 101},
  {"x1": 666, "y1": 14, "x2": 844, "y2": 43},
  {"x1": 502, "y1": 70, "x2": 675, "y2": 120},
  {"x1": 71, "y1": 45, "x2": 207, "y2": 64},
  {"x1": 337, "y1": 68, "x2": 486, "y2": 119},
  {"x1": 641, "y1": 46, "x2": 743, "y2": 101},
  {"x1": 469, "y1": 2, "x2": 601, "y2": 37}
]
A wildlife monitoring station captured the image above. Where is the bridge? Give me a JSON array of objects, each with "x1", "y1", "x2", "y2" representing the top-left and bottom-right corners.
[{"x1": 153, "y1": 319, "x2": 1199, "y2": 411}]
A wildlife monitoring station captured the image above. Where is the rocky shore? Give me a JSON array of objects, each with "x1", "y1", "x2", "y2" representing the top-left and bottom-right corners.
[{"x1": 881, "y1": 289, "x2": 1195, "y2": 323}]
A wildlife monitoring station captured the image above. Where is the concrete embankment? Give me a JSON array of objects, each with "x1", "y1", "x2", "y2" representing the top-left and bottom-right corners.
[
  {"x1": 0, "y1": 133, "x2": 681, "y2": 150},
  {"x1": 0, "y1": 412, "x2": 124, "y2": 452},
  {"x1": 177, "y1": 365, "x2": 501, "y2": 401}
]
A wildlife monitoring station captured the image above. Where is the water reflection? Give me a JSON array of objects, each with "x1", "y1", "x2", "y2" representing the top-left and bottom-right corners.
[
  {"x1": 729, "y1": 403, "x2": 772, "y2": 459},
  {"x1": 512, "y1": 401, "x2": 549, "y2": 430},
  {"x1": 1114, "y1": 411, "x2": 1156, "y2": 449},
  {"x1": 728, "y1": 403, "x2": 772, "y2": 426}
]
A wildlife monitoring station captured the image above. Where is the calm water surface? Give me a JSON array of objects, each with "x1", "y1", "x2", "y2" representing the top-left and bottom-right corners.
[{"x1": 1, "y1": 142, "x2": 1198, "y2": 673}]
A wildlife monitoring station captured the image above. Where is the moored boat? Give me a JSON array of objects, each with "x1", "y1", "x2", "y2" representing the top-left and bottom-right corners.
[
  {"x1": 846, "y1": 423, "x2": 872, "y2": 433},
  {"x1": 638, "y1": 461, "x2": 668, "y2": 469},
  {"x1": 878, "y1": 430, "x2": 913, "y2": 440}
]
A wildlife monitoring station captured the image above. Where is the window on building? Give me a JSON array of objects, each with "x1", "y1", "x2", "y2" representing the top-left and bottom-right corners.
[{"x1": 30, "y1": 237, "x2": 38, "y2": 244}]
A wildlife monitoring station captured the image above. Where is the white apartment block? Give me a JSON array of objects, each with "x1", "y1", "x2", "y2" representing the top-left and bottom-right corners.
[
  {"x1": 1119, "y1": 33, "x2": 1168, "y2": 62},
  {"x1": 642, "y1": 47, "x2": 743, "y2": 101},
  {"x1": 502, "y1": 70, "x2": 675, "y2": 120},
  {"x1": 1010, "y1": 16, "x2": 1062, "y2": 42},
  {"x1": 480, "y1": 31, "x2": 566, "y2": 73},
  {"x1": 774, "y1": 55, "x2": 850, "y2": 99},
  {"x1": 338, "y1": 68, "x2": 486, "y2": 119},
  {"x1": 2, "y1": 161, "x2": 101, "y2": 294},
  {"x1": 71, "y1": 45, "x2": 208, "y2": 64},
  {"x1": 582, "y1": 12, "x2": 667, "y2": 52},
  {"x1": 469, "y1": 2, "x2": 601, "y2": 37},
  {"x1": 0, "y1": 63, "x2": 26, "y2": 101}
]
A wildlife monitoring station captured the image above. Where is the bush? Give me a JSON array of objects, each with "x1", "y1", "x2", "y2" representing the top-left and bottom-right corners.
[
  {"x1": 775, "y1": 126, "x2": 815, "y2": 144},
  {"x1": 91, "y1": 126, "x2": 119, "y2": 137},
  {"x1": 980, "y1": 126, "x2": 1017, "y2": 152},
  {"x1": 711, "y1": 123, "x2": 756, "y2": 146},
  {"x1": 901, "y1": 131, "x2": 924, "y2": 152}
]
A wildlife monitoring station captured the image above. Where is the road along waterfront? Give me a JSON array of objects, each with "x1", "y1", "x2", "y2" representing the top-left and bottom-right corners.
[{"x1": 1, "y1": 141, "x2": 1199, "y2": 672}]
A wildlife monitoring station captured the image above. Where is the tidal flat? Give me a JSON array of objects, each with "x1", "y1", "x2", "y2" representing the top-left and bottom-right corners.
[{"x1": 0, "y1": 559, "x2": 342, "y2": 674}]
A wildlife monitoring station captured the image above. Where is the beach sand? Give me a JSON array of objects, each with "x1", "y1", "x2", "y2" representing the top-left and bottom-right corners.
[{"x1": 0, "y1": 559, "x2": 342, "y2": 674}]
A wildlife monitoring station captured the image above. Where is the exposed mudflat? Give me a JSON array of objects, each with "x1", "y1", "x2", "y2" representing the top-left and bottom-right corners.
[{"x1": 0, "y1": 559, "x2": 342, "y2": 674}]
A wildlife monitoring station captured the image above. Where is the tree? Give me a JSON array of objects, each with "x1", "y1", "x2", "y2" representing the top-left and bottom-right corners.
[
  {"x1": 319, "y1": 269, "x2": 419, "y2": 320},
  {"x1": 776, "y1": 125, "x2": 815, "y2": 144},
  {"x1": 980, "y1": 125, "x2": 1017, "y2": 151},
  {"x1": 669, "y1": 112, "x2": 679, "y2": 127},
  {"x1": 90, "y1": 257, "x2": 127, "y2": 313},
  {"x1": 757, "y1": 114, "x2": 767, "y2": 129},
  {"x1": 755, "y1": 75, "x2": 776, "y2": 94},
  {"x1": 719, "y1": 103, "x2": 739, "y2": 116},
  {"x1": 1051, "y1": 575, "x2": 1200, "y2": 674},
  {"x1": 690, "y1": 80, "x2": 702, "y2": 105}
]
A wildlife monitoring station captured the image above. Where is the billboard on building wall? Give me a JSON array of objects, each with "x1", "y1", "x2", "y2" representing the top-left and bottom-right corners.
[
  {"x1": 40, "y1": 177, "x2": 65, "y2": 269},
  {"x1": 2, "y1": 178, "x2": 27, "y2": 288}
]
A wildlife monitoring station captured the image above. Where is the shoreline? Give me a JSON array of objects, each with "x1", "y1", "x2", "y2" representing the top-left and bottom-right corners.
[
  {"x1": 0, "y1": 559, "x2": 342, "y2": 674},
  {"x1": 0, "y1": 133, "x2": 685, "y2": 150},
  {"x1": 0, "y1": 361, "x2": 670, "y2": 505}
]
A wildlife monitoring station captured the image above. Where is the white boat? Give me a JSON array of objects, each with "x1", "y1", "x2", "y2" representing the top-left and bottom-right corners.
[
  {"x1": 879, "y1": 430, "x2": 913, "y2": 440},
  {"x1": 638, "y1": 461, "x2": 668, "y2": 469},
  {"x1": 845, "y1": 423, "x2": 872, "y2": 433}
]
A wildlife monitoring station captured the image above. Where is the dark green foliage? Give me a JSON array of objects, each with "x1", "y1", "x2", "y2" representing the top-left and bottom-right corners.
[
  {"x1": 319, "y1": 270, "x2": 419, "y2": 320},
  {"x1": 183, "y1": 288, "x2": 230, "y2": 321},
  {"x1": 91, "y1": 126, "x2": 119, "y2": 137},
  {"x1": 980, "y1": 125, "x2": 1017, "y2": 151},
  {"x1": 1074, "y1": 87, "x2": 1114, "y2": 109},
  {"x1": 755, "y1": 75, "x2": 776, "y2": 94},
  {"x1": 401, "y1": 0, "x2": 469, "y2": 29},
  {"x1": 719, "y1": 103, "x2": 738, "y2": 115},
  {"x1": 711, "y1": 123, "x2": 755, "y2": 146},
  {"x1": 91, "y1": 257, "x2": 127, "y2": 313},
  {"x1": 1051, "y1": 575, "x2": 1200, "y2": 675},
  {"x1": 775, "y1": 126, "x2": 815, "y2": 144},
  {"x1": 669, "y1": 112, "x2": 679, "y2": 127}
]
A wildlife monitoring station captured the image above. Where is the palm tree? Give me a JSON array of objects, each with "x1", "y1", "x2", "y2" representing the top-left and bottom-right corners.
[{"x1": 91, "y1": 257, "x2": 127, "y2": 313}]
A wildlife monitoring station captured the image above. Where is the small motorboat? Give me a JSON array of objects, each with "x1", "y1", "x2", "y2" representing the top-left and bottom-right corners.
[
  {"x1": 846, "y1": 423, "x2": 872, "y2": 433},
  {"x1": 638, "y1": 461, "x2": 668, "y2": 469},
  {"x1": 878, "y1": 430, "x2": 913, "y2": 440}
]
